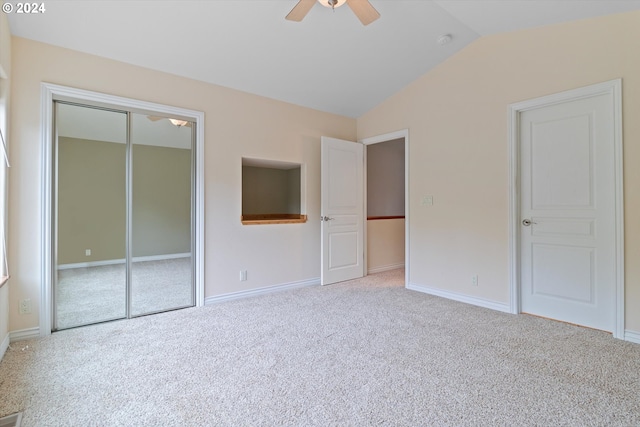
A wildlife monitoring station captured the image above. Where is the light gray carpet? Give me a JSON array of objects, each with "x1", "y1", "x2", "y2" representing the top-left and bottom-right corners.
[
  {"x1": 1, "y1": 269, "x2": 639, "y2": 426},
  {"x1": 56, "y1": 257, "x2": 193, "y2": 329}
]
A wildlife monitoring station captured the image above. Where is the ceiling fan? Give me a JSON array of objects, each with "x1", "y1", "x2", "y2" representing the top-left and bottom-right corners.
[
  {"x1": 286, "y1": 0, "x2": 380, "y2": 26},
  {"x1": 147, "y1": 115, "x2": 192, "y2": 128}
]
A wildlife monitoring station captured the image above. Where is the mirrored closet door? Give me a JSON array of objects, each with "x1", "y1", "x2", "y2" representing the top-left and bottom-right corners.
[
  {"x1": 130, "y1": 113, "x2": 193, "y2": 316},
  {"x1": 53, "y1": 102, "x2": 194, "y2": 330}
]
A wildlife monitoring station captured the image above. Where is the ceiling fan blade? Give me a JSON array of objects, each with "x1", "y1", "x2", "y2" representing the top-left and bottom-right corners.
[
  {"x1": 286, "y1": 0, "x2": 316, "y2": 22},
  {"x1": 346, "y1": 0, "x2": 380, "y2": 26}
]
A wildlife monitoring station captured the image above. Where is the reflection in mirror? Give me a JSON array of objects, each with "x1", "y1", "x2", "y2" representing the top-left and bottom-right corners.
[
  {"x1": 53, "y1": 104, "x2": 195, "y2": 330},
  {"x1": 130, "y1": 113, "x2": 193, "y2": 316},
  {"x1": 55, "y1": 102, "x2": 127, "y2": 329}
]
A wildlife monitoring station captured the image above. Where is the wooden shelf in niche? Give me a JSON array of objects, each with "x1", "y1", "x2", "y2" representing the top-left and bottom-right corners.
[{"x1": 241, "y1": 214, "x2": 307, "y2": 225}]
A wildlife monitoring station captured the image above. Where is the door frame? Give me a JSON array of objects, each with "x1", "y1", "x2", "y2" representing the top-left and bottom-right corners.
[
  {"x1": 39, "y1": 83, "x2": 206, "y2": 337},
  {"x1": 507, "y1": 79, "x2": 624, "y2": 339},
  {"x1": 360, "y1": 129, "x2": 410, "y2": 287}
]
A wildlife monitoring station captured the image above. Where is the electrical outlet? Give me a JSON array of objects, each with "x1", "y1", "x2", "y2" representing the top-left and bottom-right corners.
[
  {"x1": 472, "y1": 275, "x2": 478, "y2": 286},
  {"x1": 19, "y1": 299, "x2": 31, "y2": 314},
  {"x1": 239, "y1": 270, "x2": 247, "y2": 281},
  {"x1": 85, "y1": 249, "x2": 91, "y2": 256}
]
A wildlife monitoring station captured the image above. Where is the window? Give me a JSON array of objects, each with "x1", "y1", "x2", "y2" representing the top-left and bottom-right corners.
[
  {"x1": 241, "y1": 158, "x2": 306, "y2": 225},
  {"x1": 0, "y1": 64, "x2": 9, "y2": 287}
]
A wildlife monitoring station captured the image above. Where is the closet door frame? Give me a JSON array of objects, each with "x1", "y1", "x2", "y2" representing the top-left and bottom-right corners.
[{"x1": 40, "y1": 83, "x2": 205, "y2": 336}]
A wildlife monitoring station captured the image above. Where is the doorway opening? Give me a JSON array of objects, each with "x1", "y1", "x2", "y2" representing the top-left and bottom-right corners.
[{"x1": 361, "y1": 130, "x2": 409, "y2": 286}]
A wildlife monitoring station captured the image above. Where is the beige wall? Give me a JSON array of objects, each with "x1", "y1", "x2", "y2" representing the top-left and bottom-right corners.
[
  {"x1": 367, "y1": 138, "x2": 404, "y2": 217},
  {"x1": 57, "y1": 138, "x2": 192, "y2": 265},
  {"x1": 9, "y1": 37, "x2": 356, "y2": 331},
  {"x1": 242, "y1": 166, "x2": 301, "y2": 215},
  {"x1": 58, "y1": 137, "x2": 126, "y2": 264},
  {"x1": 357, "y1": 11, "x2": 640, "y2": 333},
  {"x1": 11, "y1": 12, "x2": 639, "y2": 337},
  {"x1": 0, "y1": 12, "x2": 10, "y2": 351},
  {"x1": 367, "y1": 219, "x2": 405, "y2": 273},
  {"x1": 287, "y1": 167, "x2": 301, "y2": 214},
  {"x1": 132, "y1": 144, "x2": 192, "y2": 257}
]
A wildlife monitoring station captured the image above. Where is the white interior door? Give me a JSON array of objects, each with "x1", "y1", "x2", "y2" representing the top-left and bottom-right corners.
[
  {"x1": 520, "y1": 92, "x2": 616, "y2": 332},
  {"x1": 321, "y1": 136, "x2": 364, "y2": 285}
]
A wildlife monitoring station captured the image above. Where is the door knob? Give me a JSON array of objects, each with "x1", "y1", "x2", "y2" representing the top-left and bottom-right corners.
[
  {"x1": 321, "y1": 216, "x2": 334, "y2": 222},
  {"x1": 522, "y1": 218, "x2": 537, "y2": 226}
]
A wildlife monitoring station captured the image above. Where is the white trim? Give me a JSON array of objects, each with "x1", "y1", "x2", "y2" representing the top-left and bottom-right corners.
[
  {"x1": 57, "y1": 252, "x2": 191, "y2": 270},
  {"x1": 193, "y1": 103, "x2": 205, "y2": 308},
  {"x1": 0, "y1": 332, "x2": 8, "y2": 360},
  {"x1": 363, "y1": 143, "x2": 368, "y2": 276},
  {"x1": 205, "y1": 278, "x2": 320, "y2": 305},
  {"x1": 10, "y1": 327, "x2": 40, "y2": 342},
  {"x1": 508, "y1": 79, "x2": 624, "y2": 339},
  {"x1": 133, "y1": 252, "x2": 193, "y2": 263},
  {"x1": 360, "y1": 129, "x2": 410, "y2": 287},
  {"x1": 407, "y1": 282, "x2": 511, "y2": 314},
  {"x1": 0, "y1": 413, "x2": 23, "y2": 426},
  {"x1": 40, "y1": 83, "x2": 205, "y2": 337},
  {"x1": 41, "y1": 84, "x2": 54, "y2": 337},
  {"x1": 612, "y1": 81, "x2": 625, "y2": 340},
  {"x1": 507, "y1": 94, "x2": 520, "y2": 315},
  {"x1": 624, "y1": 330, "x2": 640, "y2": 345},
  {"x1": 57, "y1": 259, "x2": 122, "y2": 270},
  {"x1": 368, "y1": 263, "x2": 404, "y2": 275}
]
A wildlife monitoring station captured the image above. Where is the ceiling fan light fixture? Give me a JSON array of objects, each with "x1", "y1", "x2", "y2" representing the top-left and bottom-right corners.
[
  {"x1": 169, "y1": 118, "x2": 189, "y2": 127},
  {"x1": 317, "y1": 0, "x2": 347, "y2": 9},
  {"x1": 286, "y1": 0, "x2": 379, "y2": 26}
]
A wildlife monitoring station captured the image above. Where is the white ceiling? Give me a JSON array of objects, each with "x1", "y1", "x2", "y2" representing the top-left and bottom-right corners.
[
  {"x1": 57, "y1": 103, "x2": 192, "y2": 149},
  {"x1": 8, "y1": 1, "x2": 640, "y2": 118}
]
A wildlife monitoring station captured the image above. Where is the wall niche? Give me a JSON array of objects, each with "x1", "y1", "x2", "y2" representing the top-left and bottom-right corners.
[{"x1": 241, "y1": 157, "x2": 306, "y2": 225}]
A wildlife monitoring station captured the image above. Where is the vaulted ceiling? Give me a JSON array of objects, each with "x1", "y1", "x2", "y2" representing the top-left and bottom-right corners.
[{"x1": 8, "y1": 1, "x2": 640, "y2": 117}]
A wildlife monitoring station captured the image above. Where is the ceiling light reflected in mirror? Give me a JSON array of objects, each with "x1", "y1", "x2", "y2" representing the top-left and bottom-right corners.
[{"x1": 169, "y1": 119, "x2": 189, "y2": 127}]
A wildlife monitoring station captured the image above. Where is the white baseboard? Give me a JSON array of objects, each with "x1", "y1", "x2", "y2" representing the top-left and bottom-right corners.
[
  {"x1": 133, "y1": 253, "x2": 191, "y2": 263},
  {"x1": 58, "y1": 252, "x2": 191, "y2": 270},
  {"x1": 625, "y1": 330, "x2": 640, "y2": 344},
  {"x1": 58, "y1": 258, "x2": 123, "y2": 270},
  {"x1": 368, "y1": 263, "x2": 404, "y2": 275},
  {"x1": 0, "y1": 332, "x2": 9, "y2": 361},
  {"x1": 205, "y1": 278, "x2": 320, "y2": 305},
  {"x1": 10, "y1": 327, "x2": 40, "y2": 342},
  {"x1": 407, "y1": 282, "x2": 512, "y2": 313}
]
